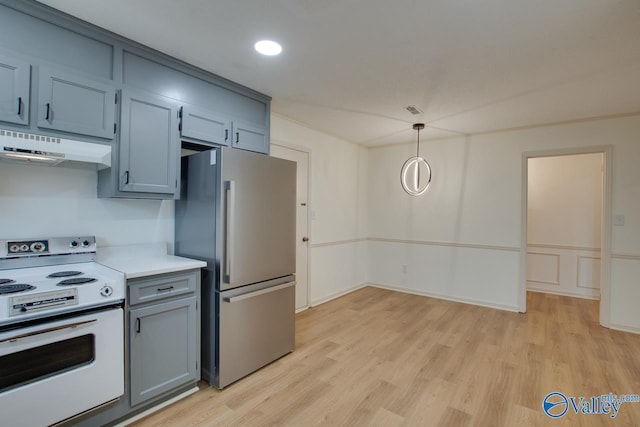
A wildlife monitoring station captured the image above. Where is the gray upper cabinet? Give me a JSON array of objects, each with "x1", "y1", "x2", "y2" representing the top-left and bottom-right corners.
[
  {"x1": 119, "y1": 90, "x2": 179, "y2": 196},
  {"x1": 37, "y1": 66, "x2": 116, "y2": 139},
  {"x1": 232, "y1": 119, "x2": 269, "y2": 154},
  {"x1": 180, "y1": 104, "x2": 231, "y2": 147},
  {"x1": 129, "y1": 296, "x2": 198, "y2": 407},
  {"x1": 0, "y1": 52, "x2": 30, "y2": 126}
]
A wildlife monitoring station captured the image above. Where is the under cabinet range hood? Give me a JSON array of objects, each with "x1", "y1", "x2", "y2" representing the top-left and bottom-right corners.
[{"x1": 0, "y1": 129, "x2": 111, "y2": 169}]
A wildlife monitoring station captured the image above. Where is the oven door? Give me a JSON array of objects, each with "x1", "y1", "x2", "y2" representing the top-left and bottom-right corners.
[{"x1": 0, "y1": 307, "x2": 124, "y2": 427}]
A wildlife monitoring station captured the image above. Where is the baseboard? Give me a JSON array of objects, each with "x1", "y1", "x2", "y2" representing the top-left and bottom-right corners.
[
  {"x1": 309, "y1": 283, "x2": 368, "y2": 307},
  {"x1": 527, "y1": 287, "x2": 600, "y2": 301},
  {"x1": 116, "y1": 386, "x2": 199, "y2": 427},
  {"x1": 608, "y1": 323, "x2": 640, "y2": 335},
  {"x1": 367, "y1": 283, "x2": 520, "y2": 313}
]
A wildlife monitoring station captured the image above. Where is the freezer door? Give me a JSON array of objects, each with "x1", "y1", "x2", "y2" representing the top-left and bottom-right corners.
[
  {"x1": 216, "y1": 277, "x2": 295, "y2": 388},
  {"x1": 221, "y1": 148, "x2": 296, "y2": 290}
]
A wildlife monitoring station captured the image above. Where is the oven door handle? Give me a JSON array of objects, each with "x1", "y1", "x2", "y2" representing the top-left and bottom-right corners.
[{"x1": 0, "y1": 319, "x2": 97, "y2": 344}]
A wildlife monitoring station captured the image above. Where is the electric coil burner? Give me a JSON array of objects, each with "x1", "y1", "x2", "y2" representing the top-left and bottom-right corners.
[
  {"x1": 0, "y1": 236, "x2": 125, "y2": 427},
  {"x1": 47, "y1": 271, "x2": 83, "y2": 278},
  {"x1": 0, "y1": 284, "x2": 36, "y2": 295},
  {"x1": 57, "y1": 277, "x2": 98, "y2": 286}
]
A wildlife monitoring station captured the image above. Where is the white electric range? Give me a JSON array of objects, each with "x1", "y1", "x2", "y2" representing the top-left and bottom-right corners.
[{"x1": 0, "y1": 236, "x2": 126, "y2": 427}]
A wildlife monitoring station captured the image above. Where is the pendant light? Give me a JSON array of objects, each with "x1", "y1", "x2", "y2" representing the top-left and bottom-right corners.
[{"x1": 401, "y1": 123, "x2": 432, "y2": 196}]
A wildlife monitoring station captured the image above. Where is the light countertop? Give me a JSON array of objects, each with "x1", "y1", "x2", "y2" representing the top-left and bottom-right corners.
[{"x1": 97, "y1": 243, "x2": 206, "y2": 279}]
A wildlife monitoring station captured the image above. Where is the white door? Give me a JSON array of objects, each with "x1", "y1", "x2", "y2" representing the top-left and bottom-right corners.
[{"x1": 270, "y1": 144, "x2": 309, "y2": 310}]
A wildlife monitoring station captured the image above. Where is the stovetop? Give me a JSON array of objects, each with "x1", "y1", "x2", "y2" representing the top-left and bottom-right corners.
[{"x1": 0, "y1": 237, "x2": 125, "y2": 326}]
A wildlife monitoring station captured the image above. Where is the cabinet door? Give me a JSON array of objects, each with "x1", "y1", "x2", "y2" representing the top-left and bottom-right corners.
[
  {"x1": 119, "y1": 90, "x2": 179, "y2": 195},
  {"x1": 37, "y1": 66, "x2": 116, "y2": 139},
  {"x1": 0, "y1": 53, "x2": 30, "y2": 125},
  {"x1": 180, "y1": 105, "x2": 230, "y2": 147},
  {"x1": 231, "y1": 119, "x2": 268, "y2": 154},
  {"x1": 129, "y1": 296, "x2": 197, "y2": 407}
]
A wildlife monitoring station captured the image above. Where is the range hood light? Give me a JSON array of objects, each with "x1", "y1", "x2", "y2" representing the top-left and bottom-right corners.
[{"x1": 2, "y1": 152, "x2": 60, "y2": 163}]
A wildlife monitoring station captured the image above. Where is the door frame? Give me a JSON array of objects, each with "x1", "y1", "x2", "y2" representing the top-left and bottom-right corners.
[
  {"x1": 519, "y1": 145, "x2": 612, "y2": 328},
  {"x1": 270, "y1": 140, "x2": 312, "y2": 311}
]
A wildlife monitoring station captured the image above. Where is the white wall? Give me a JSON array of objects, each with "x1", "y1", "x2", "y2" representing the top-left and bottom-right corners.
[
  {"x1": 0, "y1": 162, "x2": 174, "y2": 250},
  {"x1": 368, "y1": 135, "x2": 522, "y2": 311},
  {"x1": 527, "y1": 154, "x2": 603, "y2": 299},
  {"x1": 528, "y1": 154, "x2": 602, "y2": 248},
  {"x1": 270, "y1": 114, "x2": 368, "y2": 305},
  {"x1": 367, "y1": 115, "x2": 640, "y2": 331}
]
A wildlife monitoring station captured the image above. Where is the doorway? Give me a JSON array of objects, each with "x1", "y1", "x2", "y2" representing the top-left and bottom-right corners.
[
  {"x1": 270, "y1": 143, "x2": 310, "y2": 311},
  {"x1": 520, "y1": 146, "x2": 612, "y2": 327}
]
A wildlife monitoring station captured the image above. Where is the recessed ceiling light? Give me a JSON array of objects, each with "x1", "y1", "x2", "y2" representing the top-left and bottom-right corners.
[{"x1": 254, "y1": 40, "x2": 282, "y2": 56}]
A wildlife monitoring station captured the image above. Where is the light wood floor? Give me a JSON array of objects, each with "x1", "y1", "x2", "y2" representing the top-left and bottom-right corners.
[{"x1": 131, "y1": 287, "x2": 640, "y2": 427}]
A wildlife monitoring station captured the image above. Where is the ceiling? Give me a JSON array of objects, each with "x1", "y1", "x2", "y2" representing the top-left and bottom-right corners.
[{"x1": 37, "y1": 0, "x2": 640, "y2": 146}]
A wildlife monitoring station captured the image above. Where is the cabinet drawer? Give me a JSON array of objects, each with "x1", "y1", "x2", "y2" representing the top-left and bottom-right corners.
[{"x1": 129, "y1": 271, "x2": 197, "y2": 306}]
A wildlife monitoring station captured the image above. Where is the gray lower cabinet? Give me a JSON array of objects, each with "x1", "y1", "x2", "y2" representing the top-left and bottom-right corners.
[
  {"x1": 0, "y1": 52, "x2": 30, "y2": 126},
  {"x1": 128, "y1": 270, "x2": 200, "y2": 408},
  {"x1": 37, "y1": 66, "x2": 116, "y2": 139},
  {"x1": 129, "y1": 296, "x2": 198, "y2": 406},
  {"x1": 119, "y1": 89, "x2": 180, "y2": 197},
  {"x1": 232, "y1": 119, "x2": 269, "y2": 154}
]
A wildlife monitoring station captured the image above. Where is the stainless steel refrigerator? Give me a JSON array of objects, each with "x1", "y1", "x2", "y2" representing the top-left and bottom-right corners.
[{"x1": 175, "y1": 147, "x2": 296, "y2": 389}]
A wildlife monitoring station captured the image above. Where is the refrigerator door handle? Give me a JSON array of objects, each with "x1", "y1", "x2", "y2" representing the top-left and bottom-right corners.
[
  {"x1": 223, "y1": 281, "x2": 296, "y2": 303},
  {"x1": 224, "y1": 180, "x2": 235, "y2": 284}
]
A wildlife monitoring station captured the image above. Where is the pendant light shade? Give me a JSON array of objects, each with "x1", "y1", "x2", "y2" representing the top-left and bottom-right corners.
[{"x1": 401, "y1": 123, "x2": 432, "y2": 196}]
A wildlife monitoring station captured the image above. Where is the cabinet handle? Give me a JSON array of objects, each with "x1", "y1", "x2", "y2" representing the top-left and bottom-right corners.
[
  {"x1": 235, "y1": 132, "x2": 239, "y2": 144},
  {"x1": 17, "y1": 97, "x2": 22, "y2": 116},
  {"x1": 124, "y1": 171, "x2": 130, "y2": 185},
  {"x1": 135, "y1": 318, "x2": 141, "y2": 333},
  {"x1": 157, "y1": 285, "x2": 174, "y2": 293},
  {"x1": 225, "y1": 129, "x2": 228, "y2": 141},
  {"x1": 45, "y1": 103, "x2": 51, "y2": 120}
]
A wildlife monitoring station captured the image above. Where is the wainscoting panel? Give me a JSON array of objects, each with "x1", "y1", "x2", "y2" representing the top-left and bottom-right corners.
[
  {"x1": 526, "y1": 244, "x2": 600, "y2": 299},
  {"x1": 526, "y1": 252, "x2": 560, "y2": 285},
  {"x1": 577, "y1": 256, "x2": 601, "y2": 290}
]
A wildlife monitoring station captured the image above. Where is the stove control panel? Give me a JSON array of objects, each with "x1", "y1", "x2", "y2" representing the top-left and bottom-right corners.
[{"x1": 0, "y1": 236, "x2": 96, "y2": 260}]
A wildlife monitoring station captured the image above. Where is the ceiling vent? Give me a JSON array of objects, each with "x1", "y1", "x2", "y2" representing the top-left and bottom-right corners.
[{"x1": 405, "y1": 105, "x2": 423, "y2": 115}]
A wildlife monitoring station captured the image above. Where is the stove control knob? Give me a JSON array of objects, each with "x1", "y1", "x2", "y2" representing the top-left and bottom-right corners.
[
  {"x1": 70, "y1": 241, "x2": 79, "y2": 248},
  {"x1": 19, "y1": 244, "x2": 29, "y2": 252},
  {"x1": 100, "y1": 285, "x2": 113, "y2": 297},
  {"x1": 30, "y1": 242, "x2": 45, "y2": 252},
  {"x1": 82, "y1": 240, "x2": 91, "y2": 248},
  {"x1": 9, "y1": 244, "x2": 19, "y2": 253}
]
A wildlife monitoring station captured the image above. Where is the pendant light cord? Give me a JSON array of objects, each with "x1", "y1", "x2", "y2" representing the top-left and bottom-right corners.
[{"x1": 415, "y1": 126, "x2": 421, "y2": 184}]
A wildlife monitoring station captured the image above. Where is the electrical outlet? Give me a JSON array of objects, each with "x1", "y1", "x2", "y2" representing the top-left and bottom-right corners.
[
  {"x1": 614, "y1": 214, "x2": 625, "y2": 226},
  {"x1": 401, "y1": 265, "x2": 408, "y2": 274}
]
